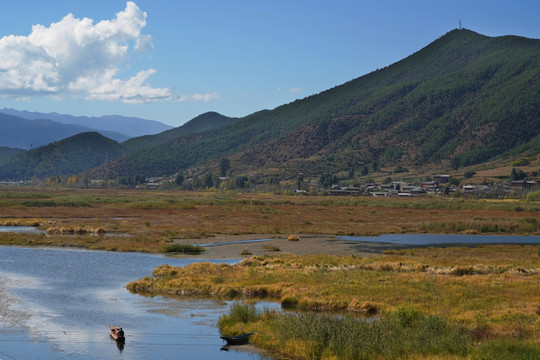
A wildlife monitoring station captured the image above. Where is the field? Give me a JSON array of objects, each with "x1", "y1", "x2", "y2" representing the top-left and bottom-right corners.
[{"x1": 0, "y1": 187, "x2": 539, "y2": 253}]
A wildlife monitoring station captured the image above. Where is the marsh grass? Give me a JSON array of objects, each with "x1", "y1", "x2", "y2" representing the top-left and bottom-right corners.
[
  {"x1": 0, "y1": 218, "x2": 42, "y2": 227},
  {"x1": 129, "y1": 246, "x2": 540, "y2": 342},
  {"x1": 219, "y1": 304, "x2": 472, "y2": 360},
  {"x1": 470, "y1": 339, "x2": 540, "y2": 360},
  {"x1": 220, "y1": 303, "x2": 540, "y2": 360},
  {"x1": 1, "y1": 188, "x2": 539, "y2": 239},
  {"x1": 421, "y1": 217, "x2": 540, "y2": 233}
]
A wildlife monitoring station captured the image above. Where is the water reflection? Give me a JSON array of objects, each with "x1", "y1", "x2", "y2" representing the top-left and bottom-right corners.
[
  {"x1": 0, "y1": 225, "x2": 44, "y2": 233},
  {"x1": 0, "y1": 246, "x2": 272, "y2": 359}
]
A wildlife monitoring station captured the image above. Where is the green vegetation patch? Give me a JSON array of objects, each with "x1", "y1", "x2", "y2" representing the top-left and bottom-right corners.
[
  {"x1": 164, "y1": 243, "x2": 205, "y2": 254},
  {"x1": 219, "y1": 304, "x2": 539, "y2": 360}
]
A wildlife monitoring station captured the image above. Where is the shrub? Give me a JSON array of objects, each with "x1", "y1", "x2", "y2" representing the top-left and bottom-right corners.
[
  {"x1": 262, "y1": 244, "x2": 280, "y2": 252},
  {"x1": 240, "y1": 249, "x2": 252, "y2": 256},
  {"x1": 164, "y1": 243, "x2": 205, "y2": 254},
  {"x1": 287, "y1": 234, "x2": 300, "y2": 241}
]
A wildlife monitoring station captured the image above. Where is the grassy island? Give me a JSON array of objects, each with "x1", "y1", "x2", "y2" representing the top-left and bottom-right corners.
[{"x1": 128, "y1": 245, "x2": 540, "y2": 359}]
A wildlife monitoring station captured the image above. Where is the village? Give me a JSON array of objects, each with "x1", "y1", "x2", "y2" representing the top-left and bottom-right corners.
[
  {"x1": 318, "y1": 175, "x2": 540, "y2": 198},
  {"x1": 323, "y1": 174, "x2": 539, "y2": 198}
]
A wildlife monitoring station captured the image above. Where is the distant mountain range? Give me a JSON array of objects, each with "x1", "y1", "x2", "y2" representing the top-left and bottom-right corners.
[
  {"x1": 0, "y1": 111, "x2": 238, "y2": 180},
  {"x1": 0, "y1": 108, "x2": 173, "y2": 141},
  {"x1": 0, "y1": 113, "x2": 128, "y2": 149},
  {"x1": 0, "y1": 29, "x2": 539, "y2": 181}
]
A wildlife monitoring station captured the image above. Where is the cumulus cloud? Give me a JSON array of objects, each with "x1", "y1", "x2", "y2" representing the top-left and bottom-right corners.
[{"x1": 0, "y1": 2, "x2": 176, "y2": 103}]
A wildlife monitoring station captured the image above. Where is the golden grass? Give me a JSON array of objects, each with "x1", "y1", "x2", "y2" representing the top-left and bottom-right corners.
[
  {"x1": 0, "y1": 187, "x2": 538, "y2": 254},
  {"x1": 128, "y1": 245, "x2": 540, "y2": 338}
]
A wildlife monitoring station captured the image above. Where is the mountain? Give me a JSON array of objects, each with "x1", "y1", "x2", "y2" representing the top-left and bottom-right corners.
[
  {"x1": 0, "y1": 113, "x2": 129, "y2": 148},
  {"x1": 0, "y1": 146, "x2": 25, "y2": 164},
  {"x1": 0, "y1": 132, "x2": 126, "y2": 180},
  {"x1": 122, "y1": 111, "x2": 240, "y2": 151},
  {"x1": 87, "y1": 29, "x2": 540, "y2": 180},
  {"x1": 0, "y1": 108, "x2": 173, "y2": 138}
]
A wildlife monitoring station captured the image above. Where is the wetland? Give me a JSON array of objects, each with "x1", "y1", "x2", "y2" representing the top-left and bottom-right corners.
[{"x1": 0, "y1": 187, "x2": 539, "y2": 359}]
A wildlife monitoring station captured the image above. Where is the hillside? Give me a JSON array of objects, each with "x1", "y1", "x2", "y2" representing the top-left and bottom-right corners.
[
  {"x1": 0, "y1": 108, "x2": 172, "y2": 138},
  {"x1": 0, "y1": 113, "x2": 128, "y2": 148},
  {"x1": 0, "y1": 146, "x2": 25, "y2": 164},
  {"x1": 122, "y1": 111, "x2": 240, "y2": 151},
  {"x1": 0, "y1": 132, "x2": 126, "y2": 180},
  {"x1": 77, "y1": 30, "x2": 540, "y2": 179},
  {"x1": 88, "y1": 29, "x2": 540, "y2": 180}
]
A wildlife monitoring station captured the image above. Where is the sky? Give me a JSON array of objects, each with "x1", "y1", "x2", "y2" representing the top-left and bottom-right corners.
[{"x1": 0, "y1": 1, "x2": 539, "y2": 127}]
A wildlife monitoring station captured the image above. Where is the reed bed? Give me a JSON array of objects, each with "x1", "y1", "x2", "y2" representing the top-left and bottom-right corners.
[{"x1": 219, "y1": 303, "x2": 539, "y2": 360}]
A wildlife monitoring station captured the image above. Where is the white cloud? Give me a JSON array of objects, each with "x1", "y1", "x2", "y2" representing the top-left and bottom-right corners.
[
  {"x1": 288, "y1": 87, "x2": 303, "y2": 93},
  {"x1": 0, "y1": 2, "x2": 175, "y2": 104},
  {"x1": 178, "y1": 92, "x2": 220, "y2": 102}
]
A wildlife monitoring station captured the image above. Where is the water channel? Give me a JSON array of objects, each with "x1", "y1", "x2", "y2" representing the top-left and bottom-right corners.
[{"x1": 0, "y1": 246, "x2": 271, "y2": 360}]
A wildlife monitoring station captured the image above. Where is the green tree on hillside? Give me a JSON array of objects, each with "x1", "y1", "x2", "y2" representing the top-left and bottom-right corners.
[{"x1": 219, "y1": 158, "x2": 230, "y2": 177}]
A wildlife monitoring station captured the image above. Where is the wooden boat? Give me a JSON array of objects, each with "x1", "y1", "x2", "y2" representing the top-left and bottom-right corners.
[
  {"x1": 109, "y1": 325, "x2": 125, "y2": 342},
  {"x1": 220, "y1": 332, "x2": 253, "y2": 345}
]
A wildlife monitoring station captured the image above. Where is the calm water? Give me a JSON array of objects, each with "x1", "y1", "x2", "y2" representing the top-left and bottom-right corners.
[
  {"x1": 0, "y1": 247, "x2": 271, "y2": 360},
  {"x1": 0, "y1": 226, "x2": 44, "y2": 234},
  {"x1": 335, "y1": 234, "x2": 540, "y2": 253}
]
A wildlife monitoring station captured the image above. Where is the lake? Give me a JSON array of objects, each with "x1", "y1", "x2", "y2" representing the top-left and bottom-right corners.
[
  {"x1": 334, "y1": 234, "x2": 540, "y2": 253},
  {"x1": 0, "y1": 246, "x2": 272, "y2": 360}
]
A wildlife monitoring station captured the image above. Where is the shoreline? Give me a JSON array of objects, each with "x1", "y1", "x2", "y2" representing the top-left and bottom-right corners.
[
  {"x1": 169, "y1": 232, "x2": 540, "y2": 259},
  {"x1": 172, "y1": 234, "x2": 375, "y2": 259}
]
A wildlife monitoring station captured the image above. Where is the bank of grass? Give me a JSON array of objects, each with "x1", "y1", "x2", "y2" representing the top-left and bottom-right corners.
[
  {"x1": 0, "y1": 232, "x2": 173, "y2": 253},
  {"x1": 219, "y1": 303, "x2": 539, "y2": 360}
]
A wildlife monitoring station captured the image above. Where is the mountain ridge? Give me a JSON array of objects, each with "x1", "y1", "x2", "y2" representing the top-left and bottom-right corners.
[
  {"x1": 87, "y1": 29, "x2": 540, "y2": 180},
  {"x1": 122, "y1": 111, "x2": 240, "y2": 151},
  {"x1": 0, "y1": 108, "x2": 173, "y2": 139},
  {"x1": 0, "y1": 132, "x2": 126, "y2": 180},
  {"x1": 0, "y1": 113, "x2": 128, "y2": 149}
]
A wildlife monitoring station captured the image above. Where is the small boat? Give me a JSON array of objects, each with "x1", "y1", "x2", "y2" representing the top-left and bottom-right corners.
[
  {"x1": 109, "y1": 325, "x2": 125, "y2": 342},
  {"x1": 220, "y1": 332, "x2": 253, "y2": 345}
]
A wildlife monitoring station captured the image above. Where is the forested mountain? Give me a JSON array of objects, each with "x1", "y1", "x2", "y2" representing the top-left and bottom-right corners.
[
  {"x1": 0, "y1": 113, "x2": 128, "y2": 148},
  {"x1": 0, "y1": 132, "x2": 126, "y2": 180},
  {"x1": 0, "y1": 108, "x2": 172, "y2": 138},
  {"x1": 0, "y1": 147, "x2": 25, "y2": 165},
  {"x1": 86, "y1": 29, "x2": 540, "y2": 180},
  {"x1": 122, "y1": 111, "x2": 240, "y2": 151}
]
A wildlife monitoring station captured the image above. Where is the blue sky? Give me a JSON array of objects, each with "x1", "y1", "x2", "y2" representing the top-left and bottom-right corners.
[{"x1": 0, "y1": 1, "x2": 539, "y2": 127}]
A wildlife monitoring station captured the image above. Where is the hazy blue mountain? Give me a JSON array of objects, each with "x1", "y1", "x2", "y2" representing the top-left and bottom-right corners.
[
  {"x1": 0, "y1": 113, "x2": 128, "y2": 149},
  {"x1": 0, "y1": 108, "x2": 173, "y2": 138}
]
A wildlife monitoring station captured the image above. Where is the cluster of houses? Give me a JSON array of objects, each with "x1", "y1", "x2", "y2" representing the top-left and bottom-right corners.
[{"x1": 325, "y1": 175, "x2": 539, "y2": 198}]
